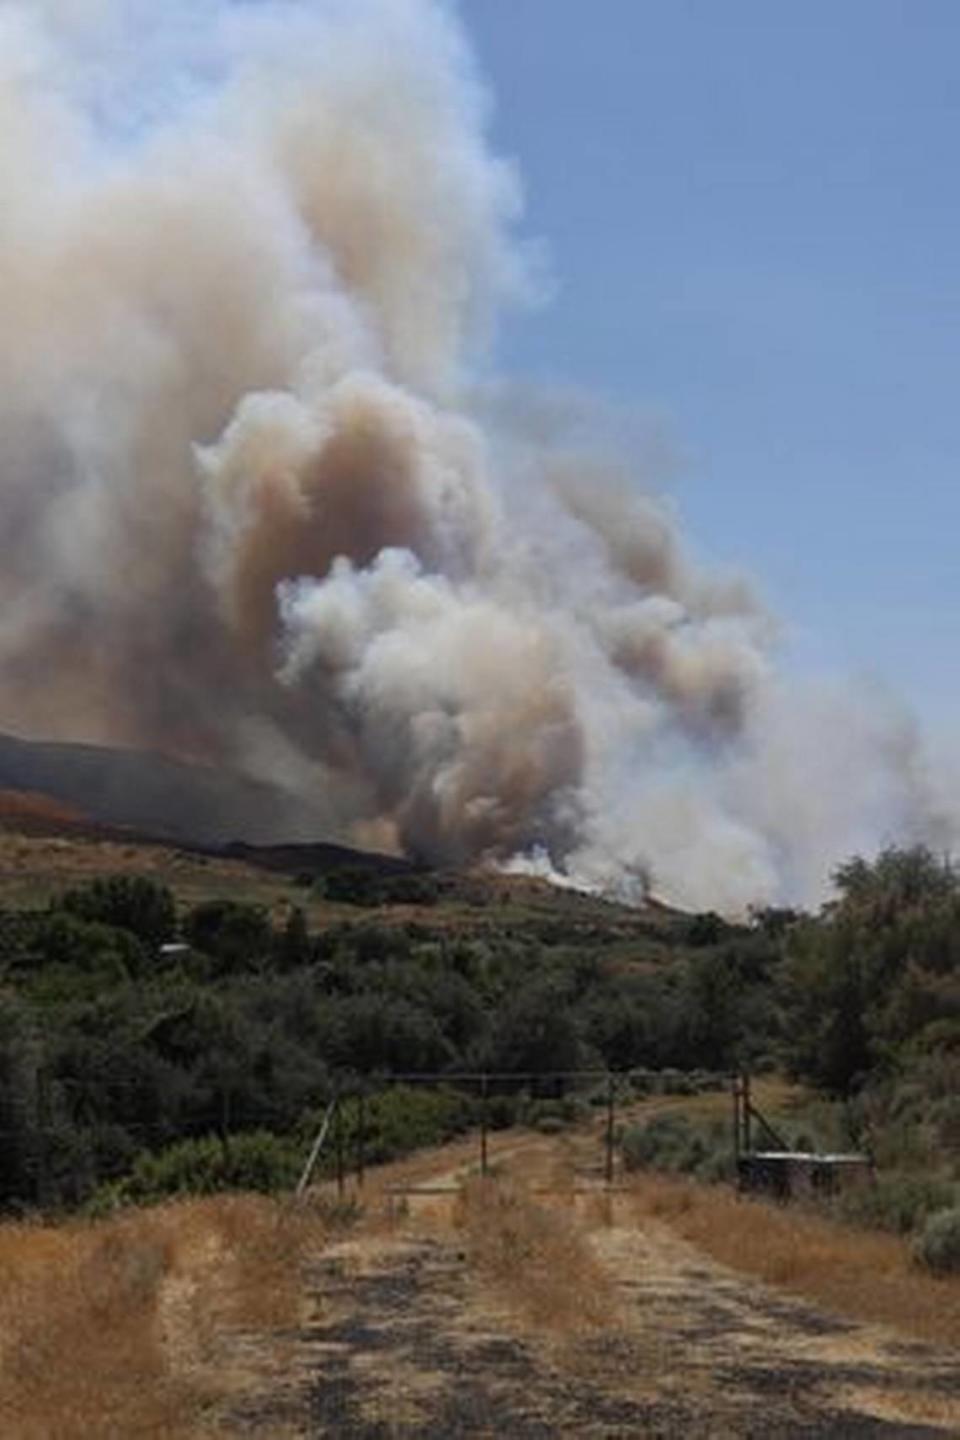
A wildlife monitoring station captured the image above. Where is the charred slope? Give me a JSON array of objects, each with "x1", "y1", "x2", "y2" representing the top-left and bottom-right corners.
[{"x1": 0, "y1": 732, "x2": 341, "y2": 849}]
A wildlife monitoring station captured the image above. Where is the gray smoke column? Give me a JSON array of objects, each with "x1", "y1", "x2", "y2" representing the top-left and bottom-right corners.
[{"x1": 0, "y1": 0, "x2": 952, "y2": 910}]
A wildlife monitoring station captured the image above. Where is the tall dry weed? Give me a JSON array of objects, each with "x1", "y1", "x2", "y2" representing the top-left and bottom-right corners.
[
  {"x1": 0, "y1": 1195, "x2": 325, "y2": 1438},
  {"x1": 628, "y1": 1173, "x2": 960, "y2": 1349},
  {"x1": 454, "y1": 1176, "x2": 615, "y2": 1333}
]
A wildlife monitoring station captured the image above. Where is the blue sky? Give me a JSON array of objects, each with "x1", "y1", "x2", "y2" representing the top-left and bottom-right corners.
[{"x1": 462, "y1": 1, "x2": 960, "y2": 731}]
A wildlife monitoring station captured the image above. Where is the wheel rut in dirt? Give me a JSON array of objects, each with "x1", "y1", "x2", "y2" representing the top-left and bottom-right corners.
[
  {"x1": 291, "y1": 1222, "x2": 957, "y2": 1438},
  {"x1": 302, "y1": 1236, "x2": 695, "y2": 1438},
  {"x1": 222, "y1": 1127, "x2": 960, "y2": 1439}
]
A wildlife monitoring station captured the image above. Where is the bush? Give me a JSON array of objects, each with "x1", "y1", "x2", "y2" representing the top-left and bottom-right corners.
[
  {"x1": 183, "y1": 901, "x2": 272, "y2": 971},
  {"x1": 480, "y1": 979, "x2": 582, "y2": 1077},
  {"x1": 322, "y1": 992, "x2": 452, "y2": 1073},
  {"x1": 686, "y1": 912, "x2": 730, "y2": 946},
  {"x1": 61, "y1": 877, "x2": 176, "y2": 949},
  {"x1": 914, "y1": 1206, "x2": 960, "y2": 1274},
  {"x1": 931, "y1": 1095, "x2": 960, "y2": 1151},
  {"x1": 622, "y1": 1113, "x2": 704, "y2": 1173},
  {"x1": 696, "y1": 1145, "x2": 736, "y2": 1184},
  {"x1": 379, "y1": 873, "x2": 441, "y2": 906},
  {"x1": 323, "y1": 867, "x2": 383, "y2": 906},
  {"x1": 837, "y1": 1174, "x2": 957, "y2": 1236},
  {"x1": 26, "y1": 913, "x2": 145, "y2": 983},
  {"x1": 328, "y1": 1086, "x2": 473, "y2": 1168},
  {"x1": 521, "y1": 1095, "x2": 587, "y2": 1131},
  {"x1": 621, "y1": 1113, "x2": 733, "y2": 1183},
  {"x1": 105, "y1": 1131, "x2": 302, "y2": 1205}
]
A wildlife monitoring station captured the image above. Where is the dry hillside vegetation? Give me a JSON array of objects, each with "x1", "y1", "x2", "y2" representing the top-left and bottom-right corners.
[
  {"x1": 0, "y1": 813, "x2": 663, "y2": 938},
  {"x1": 0, "y1": 827, "x2": 304, "y2": 916}
]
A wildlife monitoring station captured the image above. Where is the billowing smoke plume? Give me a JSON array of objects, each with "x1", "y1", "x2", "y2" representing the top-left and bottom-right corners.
[{"x1": 0, "y1": 0, "x2": 952, "y2": 910}]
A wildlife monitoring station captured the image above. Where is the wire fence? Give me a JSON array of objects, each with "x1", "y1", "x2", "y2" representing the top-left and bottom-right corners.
[{"x1": 0, "y1": 1066, "x2": 735, "y2": 1208}]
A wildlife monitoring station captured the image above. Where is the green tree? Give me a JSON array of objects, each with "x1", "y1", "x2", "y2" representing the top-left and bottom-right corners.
[
  {"x1": 781, "y1": 847, "x2": 960, "y2": 1094},
  {"x1": 478, "y1": 978, "x2": 582, "y2": 1077},
  {"x1": 62, "y1": 876, "x2": 175, "y2": 950},
  {"x1": 184, "y1": 900, "x2": 272, "y2": 973}
]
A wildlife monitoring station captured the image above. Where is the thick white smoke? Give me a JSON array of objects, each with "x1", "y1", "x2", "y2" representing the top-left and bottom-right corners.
[{"x1": 0, "y1": 0, "x2": 952, "y2": 910}]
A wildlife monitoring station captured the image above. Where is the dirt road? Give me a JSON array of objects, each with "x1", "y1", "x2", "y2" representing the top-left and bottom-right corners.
[{"x1": 227, "y1": 1133, "x2": 960, "y2": 1439}]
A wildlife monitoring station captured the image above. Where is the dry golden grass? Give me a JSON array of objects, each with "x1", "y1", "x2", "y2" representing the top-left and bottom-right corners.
[
  {"x1": 0, "y1": 829, "x2": 307, "y2": 918},
  {"x1": 0, "y1": 1194, "x2": 324, "y2": 1439},
  {"x1": 628, "y1": 1172, "x2": 960, "y2": 1349},
  {"x1": 453, "y1": 1175, "x2": 615, "y2": 1333}
]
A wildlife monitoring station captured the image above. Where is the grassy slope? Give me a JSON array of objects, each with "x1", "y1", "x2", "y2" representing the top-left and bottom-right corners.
[{"x1": 0, "y1": 804, "x2": 688, "y2": 967}]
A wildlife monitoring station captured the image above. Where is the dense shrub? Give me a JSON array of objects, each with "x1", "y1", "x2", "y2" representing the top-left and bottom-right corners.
[
  {"x1": 183, "y1": 901, "x2": 272, "y2": 971},
  {"x1": 479, "y1": 979, "x2": 582, "y2": 1077},
  {"x1": 686, "y1": 912, "x2": 729, "y2": 947},
  {"x1": 781, "y1": 846, "x2": 960, "y2": 1096},
  {"x1": 838, "y1": 1175, "x2": 957, "y2": 1236},
  {"x1": 11, "y1": 838, "x2": 960, "y2": 1220},
  {"x1": 623, "y1": 1114, "x2": 697, "y2": 1172},
  {"x1": 581, "y1": 991, "x2": 655, "y2": 1071},
  {"x1": 104, "y1": 1131, "x2": 302, "y2": 1205},
  {"x1": 62, "y1": 877, "x2": 176, "y2": 950},
  {"x1": 379, "y1": 873, "x2": 442, "y2": 905},
  {"x1": 913, "y1": 1206, "x2": 960, "y2": 1274},
  {"x1": 320, "y1": 992, "x2": 453, "y2": 1073},
  {"x1": 621, "y1": 1113, "x2": 734, "y2": 1182},
  {"x1": 330, "y1": 1085, "x2": 474, "y2": 1166},
  {"x1": 520, "y1": 1094, "x2": 588, "y2": 1131},
  {"x1": 322, "y1": 867, "x2": 384, "y2": 906},
  {"x1": 25, "y1": 913, "x2": 145, "y2": 985}
]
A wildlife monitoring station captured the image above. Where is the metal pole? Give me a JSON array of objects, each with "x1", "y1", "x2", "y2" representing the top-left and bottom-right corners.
[
  {"x1": 743, "y1": 1072, "x2": 752, "y2": 1154},
  {"x1": 605, "y1": 1073, "x2": 615, "y2": 1185},
  {"x1": 480, "y1": 1073, "x2": 488, "y2": 1177},
  {"x1": 732, "y1": 1075, "x2": 741, "y2": 1162},
  {"x1": 295, "y1": 1097, "x2": 337, "y2": 1199}
]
